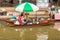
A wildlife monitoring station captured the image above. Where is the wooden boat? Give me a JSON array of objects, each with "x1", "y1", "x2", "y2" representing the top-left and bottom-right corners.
[{"x1": 0, "y1": 19, "x2": 54, "y2": 27}]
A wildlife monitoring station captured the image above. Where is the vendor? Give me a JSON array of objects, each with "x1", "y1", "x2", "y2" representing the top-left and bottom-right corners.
[
  {"x1": 51, "y1": 5, "x2": 58, "y2": 13},
  {"x1": 18, "y1": 12, "x2": 26, "y2": 25},
  {"x1": 51, "y1": 5, "x2": 58, "y2": 19}
]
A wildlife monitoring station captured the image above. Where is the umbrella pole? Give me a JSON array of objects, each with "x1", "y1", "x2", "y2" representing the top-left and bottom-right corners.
[
  {"x1": 36, "y1": 11, "x2": 38, "y2": 24},
  {"x1": 25, "y1": 12, "x2": 29, "y2": 21}
]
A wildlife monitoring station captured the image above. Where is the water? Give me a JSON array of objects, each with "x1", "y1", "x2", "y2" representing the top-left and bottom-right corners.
[{"x1": 36, "y1": 34, "x2": 48, "y2": 40}]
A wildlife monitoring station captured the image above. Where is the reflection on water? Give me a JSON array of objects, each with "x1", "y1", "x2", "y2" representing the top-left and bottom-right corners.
[
  {"x1": 30, "y1": 28, "x2": 33, "y2": 31},
  {"x1": 54, "y1": 22, "x2": 60, "y2": 31},
  {"x1": 36, "y1": 34, "x2": 48, "y2": 40},
  {"x1": 15, "y1": 29, "x2": 19, "y2": 31}
]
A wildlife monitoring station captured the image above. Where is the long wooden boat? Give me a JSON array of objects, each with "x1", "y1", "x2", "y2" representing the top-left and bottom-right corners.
[{"x1": 0, "y1": 19, "x2": 54, "y2": 27}]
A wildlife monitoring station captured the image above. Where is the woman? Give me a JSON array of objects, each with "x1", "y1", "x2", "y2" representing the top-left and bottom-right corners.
[
  {"x1": 18, "y1": 15, "x2": 23, "y2": 23},
  {"x1": 18, "y1": 12, "x2": 26, "y2": 25}
]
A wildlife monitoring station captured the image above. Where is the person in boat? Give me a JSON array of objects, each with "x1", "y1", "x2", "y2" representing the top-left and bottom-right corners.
[
  {"x1": 14, "y1": 15, "x2": 20, "y2": 25},
  {"x1": 7, "y1": 15, "x2": 17, "y2": 26},
  {"x1": 18, "y1": 12, "x2": 26, "y2": 25}
]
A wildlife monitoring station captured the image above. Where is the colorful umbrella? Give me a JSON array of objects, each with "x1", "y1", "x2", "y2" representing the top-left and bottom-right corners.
[{"x1": 14, "y1": 2, "x2": 39, "y2": 12}]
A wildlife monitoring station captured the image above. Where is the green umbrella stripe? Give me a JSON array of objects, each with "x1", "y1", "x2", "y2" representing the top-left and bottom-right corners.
[
  {"x1": 15, "y1": 2, "x2": 39, "y2": 12},
  {"x1": 23, "y1": 3, "x2": 33, "y2": 12}
]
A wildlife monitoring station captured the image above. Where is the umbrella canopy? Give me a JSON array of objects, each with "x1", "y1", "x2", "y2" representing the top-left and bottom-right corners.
[{"x1": 14, "y1": 2, "x2": 39, "y2": 12}]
